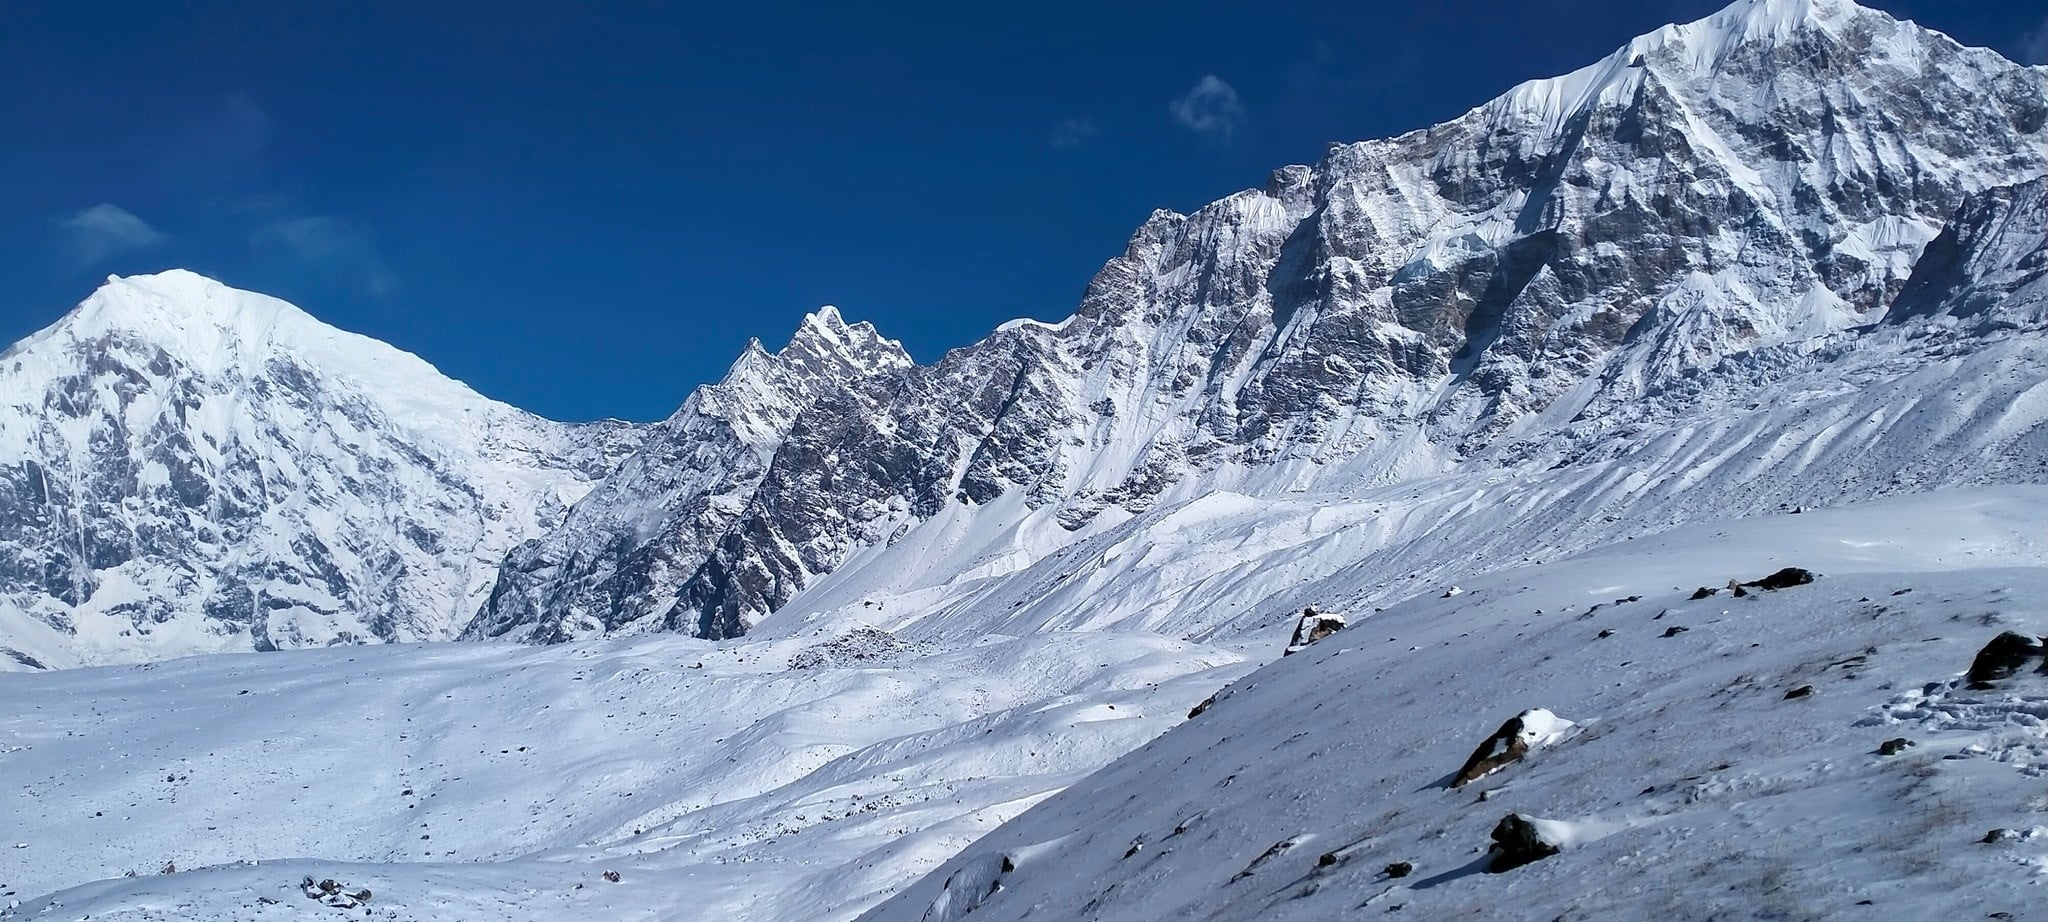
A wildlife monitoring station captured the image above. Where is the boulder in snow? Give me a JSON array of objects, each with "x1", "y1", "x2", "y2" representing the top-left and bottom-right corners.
[
  {"x1": 1284, "y1": 608, "x2": 1346, "y2": 655},
  {"x1": 1743, "y1": 567, "x2": 1817, "y2": 590},
  {"x1": 1452, "y1": 708, "x2": 1577, "y2": 787},
  {"x1": 918, "y1": 851, "x2": 1014, "y2": 922},
  {"x1": 1965, "y1": 631, "x2": 2045, "y2": 688},
  {"x1": 1487, "y1": 814, "x2": 1565, "y2": 872}
]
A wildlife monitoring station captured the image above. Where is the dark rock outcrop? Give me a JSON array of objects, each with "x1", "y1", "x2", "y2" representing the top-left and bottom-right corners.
[
  {"x1": 1965, "y1": 632, "x2": 2046, "y2": 688},
  {"x1": 1743, "y1": 567, "x2": 1817, "y2": 590},
  {"x1": 1453, "y1": 708, "x2": 1575, "y2": 787},
  {"x1": 1285, "y1": 608, "x2": 1346, "y2": 654},
  {"x1": 1487, "y1": 814, "x2": 1563, "y2": 872}
]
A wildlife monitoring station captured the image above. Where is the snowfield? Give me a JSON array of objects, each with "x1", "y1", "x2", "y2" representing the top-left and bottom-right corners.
[
  {"x1": 0, "y1": 622, "x2": 1246, "y2": 920},
  {"x1": 868, "y1": 488, "x2": 2048, "y2": 921},
  {"x1": 5, "y1": 489, "x2": 2041, "y2": 920}
]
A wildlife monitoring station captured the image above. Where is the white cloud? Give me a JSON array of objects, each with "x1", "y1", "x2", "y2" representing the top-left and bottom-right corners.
[
  {"x1": 253, "y1": 216, "x2": 395, "y2": 296},
  {"x1": 1050, "y1": 116, "x2": 1099, "y2": 149},
  {"x1": 57, "y1": 204, "x2": 166, "y2": 268},
  {"x1": 1169, "y1": 75, "x2": 1245, "y2": 137}
]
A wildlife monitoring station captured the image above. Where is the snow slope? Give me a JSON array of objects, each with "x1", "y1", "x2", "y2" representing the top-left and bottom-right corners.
[
  {"x1": 868, "y1": 488, "x2": 2048, "y2": 921},
  {"x1": 0, "y1": 615, "x2": 1246, "y2": 920}
]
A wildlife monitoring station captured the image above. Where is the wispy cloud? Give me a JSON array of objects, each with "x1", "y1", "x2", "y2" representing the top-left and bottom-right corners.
[
  {"x1": 253, "y1": 216, "x2": 395, "y2": 296},
  {"x1": 2021, "y1": 13, "x2": 2048, "y2": 65},
  {"x1": 1050, "y1": 116, "x2": 1099, "y2": 149},
  {"x1": 1169, "y1": 75, "x2": 1245, "y2": 138},
  {"x1": 57, "y1": 204, "x2": 166, "y2": 268}
]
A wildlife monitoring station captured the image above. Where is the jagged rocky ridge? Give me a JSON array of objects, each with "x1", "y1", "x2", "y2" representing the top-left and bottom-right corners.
[
  {"x1": 470, "y1": 0, "x2": 2048, "y2": 644},
  {"x1": 464, "y1": 308, "x2": 912, "y2": 642},
  {"x1": 0, "y1": 272, "x2": 640, "y2": 669}
]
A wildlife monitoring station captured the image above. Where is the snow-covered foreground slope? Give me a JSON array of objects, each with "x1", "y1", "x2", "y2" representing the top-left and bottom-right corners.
[
  {"x1": 0, "y1": 617, "x2": 1246, "y2": 920},
  {"x1": 867, "y1": 488, "x2": 2048, "y2": 921}
]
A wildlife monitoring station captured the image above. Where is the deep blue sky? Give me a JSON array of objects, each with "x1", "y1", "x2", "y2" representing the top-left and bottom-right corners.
[{"x1": 4, "y1": 0, "x2": 2043, "y2": 422}]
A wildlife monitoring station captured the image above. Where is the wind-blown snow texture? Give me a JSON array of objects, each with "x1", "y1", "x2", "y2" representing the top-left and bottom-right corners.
[
  {"x1": 2, "y1": 0, "x2": 2047, "y2": 919},
  {"x1": 867, "y1": 489, "x2": 2048, "y2": 921},
  {"x1": 0, "y1": 271, "x2": 640, "y2": 669},
  {"x1": 470, "y1": 0, "x2": 2048, "y2": 647}
]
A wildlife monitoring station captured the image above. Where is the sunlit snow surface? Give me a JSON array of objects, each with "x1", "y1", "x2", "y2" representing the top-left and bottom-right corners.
[
  {"x1": 0, "y1": 622, "x2": 1245, "y2": 920},
  {"x1": 5, "y1": 489, "x2": 2043, "y2": 920},
  {"x1": 869, "y1": 488, "x2": 2048, "y2": 921}
]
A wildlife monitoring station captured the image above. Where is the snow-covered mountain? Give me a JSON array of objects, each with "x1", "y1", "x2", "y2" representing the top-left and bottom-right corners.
[
  {"x1": 466, "y1": 307, "x2": 912, "y2": 643},
  {"x1": 3, "y1": 0, "x2": 2040, "y2": 668},
  {"x1": 0, "y1": 270, "x2": 639, "y2": 669},
  {"x1": 2, "y1": 0, "x2": 2046, "y2": 919},
  {"x1": 470, "y1": 0, "x2": 2048, "y2": 646}
]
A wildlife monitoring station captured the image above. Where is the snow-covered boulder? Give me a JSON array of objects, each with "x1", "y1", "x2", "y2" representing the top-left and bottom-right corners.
[
  {"x1": 917, "y1": 852, "x2": 1013, "y2": 922},
  {"x1": 1487, "y1": 814, "x2": 1567, "y2": 872},
  {"x1": 1452, "y1": 708, "x2": 1578, "y2": 787},
  {"x1": 1284, "y1": 608, "x2": 1346, "y2": 654}
]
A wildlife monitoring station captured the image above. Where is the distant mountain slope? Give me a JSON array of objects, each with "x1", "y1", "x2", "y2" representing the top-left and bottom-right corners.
[
  {"x1": 464, "y1": 307, "x2": 912, "y2": 642},
  {"x1": 3, "y1": 0, "x2": 2042, "y2": 670},
  {"x1": 0, "y1": 270, "x2": 639, "y2": 669},
  {"x1": 475, "y1": 0, "x2": 2047, "y2": 644}
]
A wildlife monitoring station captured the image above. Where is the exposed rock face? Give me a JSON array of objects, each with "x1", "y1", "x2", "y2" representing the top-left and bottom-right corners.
[
  {"x1": 1487, "y1": 814, "x2": 1565, "y2": 872},
  {"x1": 1285, "y1": 608, "x2": 1346, "y2": 653},
  {"x1": 0, "y1": 272, "x2": 639, "y2": 667},
  {"x1": 1965, "y1": 631, "x2": 2046, "y2": 688},
  {"x1": 469, "y1": 0, "x2": 2048, "y2": 643},
  {"x1": 1886, "y1": 177, "x2": 2048, "y2": 329},
  {"x1": 1744, "y1": 567, "x2": 1817, "y2": 590},
  {"x1": 1453, "y1": 708, "x2": 1578, "y2": 786},
  {"x1": 461, "y1": 307, "x2": 910, "y2": 643}
]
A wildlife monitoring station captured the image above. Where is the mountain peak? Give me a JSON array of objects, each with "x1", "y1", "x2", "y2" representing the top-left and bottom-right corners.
[
  {"x1": 69, "y1": 269, "x2": 309, "y2": 335},
  {"x1": 0, "y1": 269, "x2": 524, "y2": 439},
  {"x1": 780, "y1": 305, "x2": 912, "y2": 375},
  {"x1": 707, "y1": 307, "x2": 911, "y2": 408},
  {"x1": 1653, "y1": 0, "x2": 1859, "y2": 57},
  {"x1": 801, "y1": 303, "x2": 848, "y2": 331},
  {"x1": 3, "y1": 269, "x2": 314, "y2": 372},
  {"x1": 1478, "y1": 0, "x2": 1893, "y2": 135}
]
